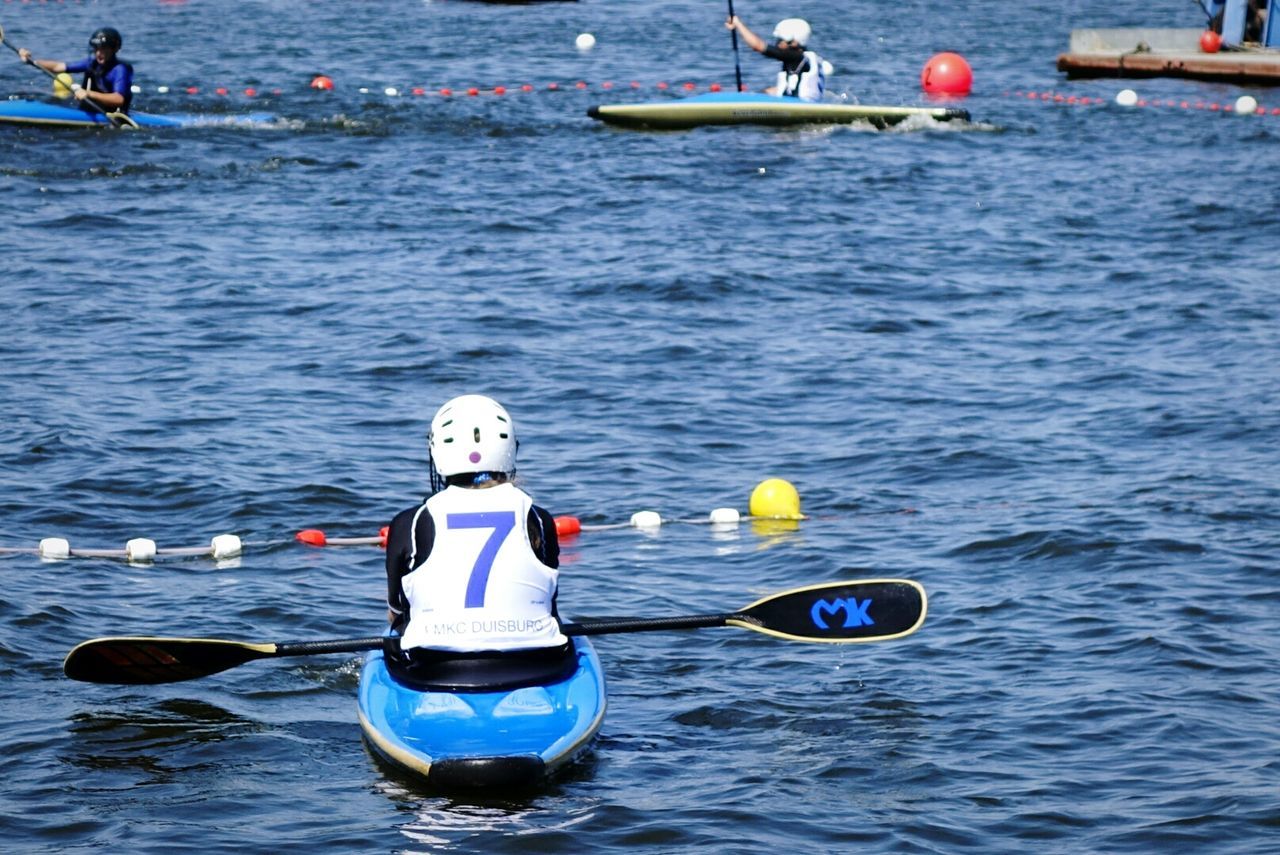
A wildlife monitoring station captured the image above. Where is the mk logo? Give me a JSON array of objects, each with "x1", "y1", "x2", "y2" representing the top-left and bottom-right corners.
[{"x1": 810, "y1": 597, "x2": 874, "y2": 629}]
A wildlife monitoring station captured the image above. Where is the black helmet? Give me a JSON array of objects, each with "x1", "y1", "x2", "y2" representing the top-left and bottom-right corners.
[{"x1": 89, "y1": 27, "x2": 122, "y2": 51}]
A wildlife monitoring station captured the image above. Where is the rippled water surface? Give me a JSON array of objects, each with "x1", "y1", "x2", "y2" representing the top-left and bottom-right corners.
[{"x1": 2, "y1": 0, "x2": 1278, "y2": 852}]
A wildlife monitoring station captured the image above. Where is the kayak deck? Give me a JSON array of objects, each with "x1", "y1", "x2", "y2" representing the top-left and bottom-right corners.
[
  {"x1": 357, "y1": 637, "x2": 606, "y2": 788},
  {"x1": 588, "y1": 91, "x2": 970, "y2": 130}
]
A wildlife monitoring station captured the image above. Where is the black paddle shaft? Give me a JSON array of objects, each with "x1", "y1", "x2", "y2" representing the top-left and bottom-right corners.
[
  {"x1": 275, "y1": 637, "x2": 385, "y2": 656},
  {"x1": 726, "y1": 0, "x2": 744, "y2": 92},
  {"x1": 561, "y1": 614, "x2": 741, "y2": 636}
]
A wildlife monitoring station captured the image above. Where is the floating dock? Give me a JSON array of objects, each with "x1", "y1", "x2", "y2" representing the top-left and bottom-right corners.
[{"x1": 1058, "y1": 28, "x2": 1280, "y2": 84}]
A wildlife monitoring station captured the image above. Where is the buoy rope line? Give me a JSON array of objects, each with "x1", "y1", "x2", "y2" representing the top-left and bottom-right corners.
[
  {"x1": 0, "y1": 533, "x2": 253, "y2": 563},
  {"x1": 0, "y1": 509, "x2": 921, "y2": 564},
  {"x1": 0, "y1": 513, "x2": 931, "y2": 563},
  {"x1": 1007, "y1": 89, "x2": 1278, "y2": 116},
  {"x1": 0, "y1": 479, "x2": 924, "y2": 563},
  {"x1": 26, "y1": 73, "x2": 1277, "y2": 116},
  {"x1": 78, "y1": 78, "x2": 749, "y2": 100}
]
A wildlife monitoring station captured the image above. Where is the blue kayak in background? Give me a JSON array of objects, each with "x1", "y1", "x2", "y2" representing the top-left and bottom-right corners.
[
  {"x1": 0, "y1": 98, "x2": 275, "y2": 129},
  {"x1": 357, "y1": 636, "x2": 607, "y2": 789}
]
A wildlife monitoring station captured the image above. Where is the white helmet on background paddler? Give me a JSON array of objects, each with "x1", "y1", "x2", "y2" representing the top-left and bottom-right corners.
[
  {"x1": 429, "y1": 394, "x2": 518, "y2": 477},
  {"x1": 772, "y1": 18, "x2": 812, "y2": 47}
]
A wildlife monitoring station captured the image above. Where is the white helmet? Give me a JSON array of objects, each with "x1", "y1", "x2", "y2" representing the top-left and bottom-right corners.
[
  {"x1": 428, "y1": 395, "x2": 517, "y2": 477},
  {"x1": 772, "y1": 18, "x2": 812, "y2": 47}
]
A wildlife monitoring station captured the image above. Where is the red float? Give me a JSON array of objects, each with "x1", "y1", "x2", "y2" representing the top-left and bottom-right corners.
[
  {"x1": 295, "y1": 529, "x2": 327, "y2": 546},
  {"x1": 921, "y1": 52, "x2": 973, "y2": 96}
]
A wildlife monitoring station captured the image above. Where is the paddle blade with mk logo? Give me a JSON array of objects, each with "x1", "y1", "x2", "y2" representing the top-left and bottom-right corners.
[{"x1": 730, "y1": 579, "x2": 927, "y2": 643}]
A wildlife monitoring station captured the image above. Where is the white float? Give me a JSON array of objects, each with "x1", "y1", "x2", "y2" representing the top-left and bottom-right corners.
[
  {"x1": 125, "y1": 538, "x2": 158, "y2": 563},
  {"x1": 39, "y1": 537, "x2": 70, "y2": 560},
  {"x1": 210, "y1": 533, "x2": 243, "y2": 558},
  {"x1": 709, "y1": 507, "x2": 741, "y2": 526},
  {"x1": 1234, "y1": 94, "x2": 1258, "y2": 115},
  {"x1": 629, "y1": 511, "x2": 662, "y2": 529}
]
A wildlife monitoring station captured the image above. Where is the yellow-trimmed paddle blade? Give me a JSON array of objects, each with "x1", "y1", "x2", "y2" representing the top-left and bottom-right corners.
[
  {"x1": 728, "y1": 579, "x2": 927, "y2": 643},
  {"x1": 63, "y1": 636, "x2": 386, "y2": 684},
  {"x1": 64, "y1": 637, "x2": 279, "y2": 684}
]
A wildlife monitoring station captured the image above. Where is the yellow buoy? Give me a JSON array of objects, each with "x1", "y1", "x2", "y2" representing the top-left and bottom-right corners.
[
  {"x1": 53, "y1": 73, "x2": 76, "y2": 99},
  {"x1": 749, "y1": 478, "x2": 802, "y2": 519}
]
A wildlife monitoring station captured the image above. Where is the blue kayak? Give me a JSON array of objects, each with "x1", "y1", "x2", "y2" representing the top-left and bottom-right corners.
[
  {"x1": 0, "y1": 98, "x2": 275, "y2": 129},
  {"x1": 357, "y1": 636, "x2": 607, "y2": 788}
]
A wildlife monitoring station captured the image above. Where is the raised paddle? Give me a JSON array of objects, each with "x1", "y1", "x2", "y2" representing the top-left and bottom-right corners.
[
  {"x1": 0, "y1": 22, "x2": 138, "y2": 129},
  {"x1": 726, "y1": 0, "x2": 745, "y2": 93},
  {"x1": 64, "y1": 579, "x2": 927, "y2": 685}
]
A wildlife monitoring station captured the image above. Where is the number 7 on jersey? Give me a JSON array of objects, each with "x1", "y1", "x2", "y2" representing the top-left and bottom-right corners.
[{"x1": 445, "y1": 511, "x2": 517, "y2": 608}]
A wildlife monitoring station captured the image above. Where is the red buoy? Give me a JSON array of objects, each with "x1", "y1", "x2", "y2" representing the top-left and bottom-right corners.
[
  {"x1": 309, "y1": 75, "x2": 334, "y2": 91},
  {"x1": 921, "y1": 52, "x2": 973, "y2": 96},
  {"x1": 1199, "y1": 30, "x2": 1222, "y2": 53},
  {"x1": 554, "y1": 516, "x2": 582, "y2": 537}
]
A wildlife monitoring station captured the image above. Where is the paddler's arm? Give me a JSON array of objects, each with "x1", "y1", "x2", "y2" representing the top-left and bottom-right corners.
[
  {"x1": 16, "y1": 48, "x2": 68, "y2": 73},
  {"x1": 384, "y1": 505, "x2": 428, "y2": 630},
  {"x1": 725, "y1": 16, "x2": 767, "y2": 53},
  {"x1": 529, "y1": 506, "x2": 560, "y2": 569},
  {"x1": 75, "y1": 86, "x2": 126, "y2": 110}
]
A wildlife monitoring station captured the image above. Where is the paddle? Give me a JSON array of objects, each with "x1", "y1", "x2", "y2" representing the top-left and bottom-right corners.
[
  {"x1": 64, "y1": 579, "x2": 926, "y2": 685},
  {"x1": 0, "y1": 22, "x2": 137, "y2": 129},
  {"x1": 726, "y1": 0, "x2": 745, "y2": 92}
]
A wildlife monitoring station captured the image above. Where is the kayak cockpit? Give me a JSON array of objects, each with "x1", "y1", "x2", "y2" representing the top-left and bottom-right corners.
[{"x1": 383, "y1": 642, "x2": 579, "y2": 692}]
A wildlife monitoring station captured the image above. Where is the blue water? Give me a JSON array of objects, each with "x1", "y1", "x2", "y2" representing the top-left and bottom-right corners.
[{"x1": 3, "y1": 0, "x2": 1278, "y2": 852}]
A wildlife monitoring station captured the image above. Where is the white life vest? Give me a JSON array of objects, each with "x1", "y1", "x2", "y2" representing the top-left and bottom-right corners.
[
  {"x1": 399, "y1": 482, "x2": 566, "y2": 653},
  {"x1": 776, "y1": 50, "x2": 825, "y2": 102}
]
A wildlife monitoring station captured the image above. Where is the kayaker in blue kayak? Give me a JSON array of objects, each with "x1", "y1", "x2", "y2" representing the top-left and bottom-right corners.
[
  {"x1": 18, "y1": 27, "x2": 133, "y2": 114},
  {"x1": 724, "y1": 15, "x2": 825, "y2": 101},
  {"x1": 383, "y1": 395, "x2": 568, "y2": 677}
]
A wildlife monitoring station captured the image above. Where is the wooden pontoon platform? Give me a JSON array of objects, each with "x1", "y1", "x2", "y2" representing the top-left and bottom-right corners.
[{"x1": 1058, "y1": 28, "x2": 1280, "y2": 84}]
